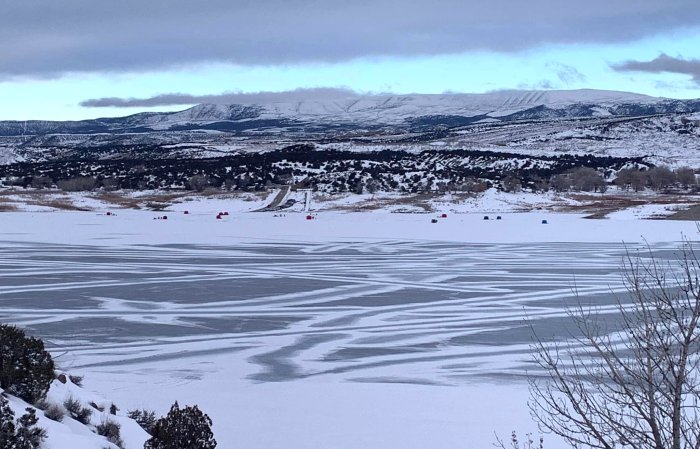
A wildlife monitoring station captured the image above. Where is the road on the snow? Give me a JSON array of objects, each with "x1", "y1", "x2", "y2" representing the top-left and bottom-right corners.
[{"x1": 254, "y1": 185, "x2": 291, "y2": 211}]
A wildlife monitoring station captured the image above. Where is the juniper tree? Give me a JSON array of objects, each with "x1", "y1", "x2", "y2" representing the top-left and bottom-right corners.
[
  {"x1": 15, "y1": 407, "x2": 46, "y2": 449},
  {"x1": 0, "y1": 325, "x2": 55, "y2": 403},
  {"x1": 0, "y1": 395, "x2": 17, "y2": 448},
  {"x1": 144, "y1": 402, "x2": 216, "y2": 449},
  {"x1": 0, "y1": 395, "x2": 46, "y2": 449},
  {"x1": 127, "y1": 408, "x2": 157, "y2": 434}
]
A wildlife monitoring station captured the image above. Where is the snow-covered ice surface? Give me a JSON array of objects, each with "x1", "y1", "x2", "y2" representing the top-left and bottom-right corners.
[
  {"x1": 2, "y1": 208, "x2": 698, "y2": 245},
  {"x1": 1, "y1": 210, "x2": 699, "y2": 449}
]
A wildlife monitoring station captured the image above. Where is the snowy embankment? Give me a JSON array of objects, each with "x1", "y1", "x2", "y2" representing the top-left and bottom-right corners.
[
  {"x1": 2, "y1": 376, "x2": 148, "y2": 449},
  {"x1": 0, "y1": 189, "x2": 273, "y2": 213},
  {"x1": 3, "y1": 186, "x2": 698, "y2": 220}
]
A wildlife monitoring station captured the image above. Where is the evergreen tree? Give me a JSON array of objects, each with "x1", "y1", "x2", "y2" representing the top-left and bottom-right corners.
[
  {"x1": 0, "y1": 325, "x2": 55, "y2": 403},
  {"x1": 0, "y1": 395, "x2": 17, "y2": 449},
  {"x1": 127, "y1": 409, "x2": 157, "y2": 434},
  {"x1": 15, "y1": 408, "x2": 46, "y2": 449},
  {"x1": 144, "y1": 402, "x2": 216, "y2": 449},
  {"x1": 0, "y1": 396, "x2": 46, "y2": 449}
]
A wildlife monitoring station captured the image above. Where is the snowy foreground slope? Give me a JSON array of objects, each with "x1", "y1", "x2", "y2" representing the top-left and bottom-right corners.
[
  {"x1": 2, "y1": 208, "x2": 700, "y2": 449},
  {"x1": 2, "y1": 378, "x2": 148, "y2": 449}
]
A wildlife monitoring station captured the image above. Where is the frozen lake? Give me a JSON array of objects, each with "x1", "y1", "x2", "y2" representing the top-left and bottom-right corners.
[
  {"x1": 0, "y1": 213, "x2": 691, "y2": 448},
  {"x1": 1, "y1": 240, "x2": 673, "y2": 384}
]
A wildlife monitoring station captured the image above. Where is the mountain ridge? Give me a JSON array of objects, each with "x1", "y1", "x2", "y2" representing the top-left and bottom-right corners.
[
  {"x1": 1, "y1": 89, "x2": 699, "y2": 168},
  {"x1": 1, "y1": 89, "x2": 697, "y2": 138}
]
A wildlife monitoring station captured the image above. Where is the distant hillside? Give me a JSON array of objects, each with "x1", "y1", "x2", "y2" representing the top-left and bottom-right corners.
[
  {"x1": 1, "y1": 89, "x2": 698, "y2": 138},
  {"x1": 0, "y1": 89, "x2": 699, "y2": 168}
]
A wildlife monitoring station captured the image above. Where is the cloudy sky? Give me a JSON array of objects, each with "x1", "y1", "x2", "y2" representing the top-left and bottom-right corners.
[{"x1": 2, "y1": 0, "x2": 700, "y2": 120}]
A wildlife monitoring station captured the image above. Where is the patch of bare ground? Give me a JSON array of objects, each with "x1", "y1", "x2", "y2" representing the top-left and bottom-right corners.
[
  {"x1": 199, "y1": 187, "x2": 229, "y2": 196},
  {"x1": 666, "y1": 204, "x2": 700, "y2": 221},
  {"x1": 558, "y1": 194, "x2": 699, "y2": 219},
  {"x1": 91, "y1": 192, "x2": 143, "y2": 209},
  {"x1": 329, "y1": 194, "x2": 438, "y2": 212},
  {"x1": 94, "y1": 190, "x2": 271, "y2": 210},
  {"x1": 0, "y1": 189, "x2": 53, "y2": 198},
  {"x1": 40, "y1": 200, "x2": 90, "y2": 211},
  {"x1": 0, "y1": 191, "x2": 91, "y2": 211},
  {"x1": 449, "y1": 192, "x2": 479, "y2": 203},
  {"x1": 92, "y1": 191, "x2": 187, "y2": 210},
  {"x1": 20, "y1": 198, "x2": 89, "y2": 211},
  {"x1": 0, "y1": 202, "x2": 17, "y2": 211}
]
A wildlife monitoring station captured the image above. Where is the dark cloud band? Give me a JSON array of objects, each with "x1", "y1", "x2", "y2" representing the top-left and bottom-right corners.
[
  {"x1": 612, "y1": 54, "x2": 700, "y2": 85},
  {"x1": 80, "y1": 88, "x2": 360, "y2": 108},
  {"x1": 3, "y1": 1, "x2": 700, "y2": 78}
]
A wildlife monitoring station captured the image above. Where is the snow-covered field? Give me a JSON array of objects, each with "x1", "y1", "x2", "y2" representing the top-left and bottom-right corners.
[
  {"x1": 3, "y1": 185, "x2": 699, "y2": 219},
  {"x1": 1, "y1": 208, "x2": 699, "y2": 449}
]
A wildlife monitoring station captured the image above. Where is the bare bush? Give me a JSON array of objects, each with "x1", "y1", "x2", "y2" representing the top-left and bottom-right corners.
[
  {"x1": 615, "y1": 168, "x2": 634, "y2": 190},
  {"x1": 187, "y1": 175, "x2": 211, "y2": 192},
  {"x1": 63, "y1": 397, "x2": 92, "y2": 424},
  {"x1": 530, "y1": 241, "x2": 700, "y2": 449},
  {"x1": 494, "y1": 431, "x2": 544, "y2": 449},
  {"x1": 43, "y1": 403, "x2": 65, "y2": 422},
  {"x1": 457, "y1": 177, "x2": 488, "y2": 193},
  {"x1": 568, "y1": 167, "x2": 606, "y2": 192},
  {"x1": 100, "y1": 177, "x2": 120, "y2": 191},
  {"x1": 96, "y1": 419, "x2": 124, "y2": 448},
  {"x1": 615, "y1": 168, "x2": 648, "y2": 192},
  {"x1": 57, "y1": 177, "x2": 97, "y2": 192},
  {"x1": 647, "y1": 166, "x2": 676, "y2": 191},
  {"x1": 550, "y1": 168, "x2": 606, "y2": 193},
  {"x1": 675, "y1": 167, "x2": 696, "y2": 189},
  {"x1": 68, "y1": 374, "x2": 83, "y2": 387},
  {"x1": 30, "y1": 176, "x2": 52, "y2": 189},
  {"x1": 502, "y1": 176, "x2": 522, "y2": 193},
  {"x1": 550, "y1": 174, "x2": 570, "y2": 192},
  {"x1": 3, "y1": 176, "x2": 25, "y2": 187}
]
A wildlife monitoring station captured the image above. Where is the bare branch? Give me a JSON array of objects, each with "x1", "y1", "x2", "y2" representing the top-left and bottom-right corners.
[{"x1": 530, "y1": 240, "x2": 700, "y2": 449}]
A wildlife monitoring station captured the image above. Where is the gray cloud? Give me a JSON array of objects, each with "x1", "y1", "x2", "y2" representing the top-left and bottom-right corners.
[
  {"x1": 612, "y1": 54, "x2": 700, "y2": 85},
  {"x1": 516, "y1": 80, "x2": 555, "y2": 90},
  {"x1": 3, "y1": 1, "x2": 700, "y2": 78},
  {"x1": 80, "y1": 88, "x2": 361, "y2": 107},
  {"x1": 547, "y1": 63, "x2": 587, "y2": 85}
]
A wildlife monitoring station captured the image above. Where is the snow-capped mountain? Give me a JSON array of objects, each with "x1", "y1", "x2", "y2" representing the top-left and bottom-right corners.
[
  {"x1": 0, "y1": 89, "x2": 699, "y2": 167},
  {"x1": 0, "y1": 89, "x2": 697, "y2": 137}
]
